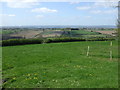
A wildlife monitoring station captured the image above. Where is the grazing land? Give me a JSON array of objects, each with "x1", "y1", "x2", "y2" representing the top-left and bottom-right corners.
[
  {"x1": 2, "y1": 41, "x2": 118, "y2": 88},
  {"x1": 1, "y1": 28, "x2": 116, "y2": 40}
]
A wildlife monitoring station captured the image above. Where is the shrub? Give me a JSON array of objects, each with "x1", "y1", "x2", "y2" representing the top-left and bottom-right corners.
[
  {"x1": 2, "y1": 39, "x2": 43, "y2": 46},
  {"x1": 45, "y1": 37, "x2": 115, "y2": 43},
  {"x1": 44, "y1": 37, "x2": 86, "y2": 43},
  {"x1": 2, "y1": 37, "x2": 116, "y2": 46}
]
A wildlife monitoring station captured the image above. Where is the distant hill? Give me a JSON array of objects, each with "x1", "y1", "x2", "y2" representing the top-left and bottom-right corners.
[{"x1": 1, "y1": 25, "x2": 117, "y2": 29}]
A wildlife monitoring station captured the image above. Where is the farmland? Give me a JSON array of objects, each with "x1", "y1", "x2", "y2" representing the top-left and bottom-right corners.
[
  {"x1": 2, "y1": 40, "x2": 118, "y2": 88},
  {"x1": 1, "y1": 0, "x2": 118, "y2": 88},
  {"x1": 1, "y1": 27, "x2": 116, "y2": 40}
]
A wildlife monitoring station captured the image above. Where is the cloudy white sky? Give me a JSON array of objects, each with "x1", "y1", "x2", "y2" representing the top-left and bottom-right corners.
[{"x1": 0, "y1": 0, "x2": 118, "y2": 26}]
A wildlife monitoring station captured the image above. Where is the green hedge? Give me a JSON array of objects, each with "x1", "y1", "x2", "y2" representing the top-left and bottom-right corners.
[
  {"x1": 44, "y1": 38, "x2": 86, "y2": 43},
  {"x1": 45, "y1": 37, "x2": 115, "y2": 43},
  {"x1": 2, "y1": 37, "x2": 115, "y2": 46},
  {"x1": 2, "y1": 39, "x2": 43, "y2": 46}
]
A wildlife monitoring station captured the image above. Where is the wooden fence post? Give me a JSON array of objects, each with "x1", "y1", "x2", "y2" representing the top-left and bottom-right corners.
[
  {"x1": 87, "y1": 46, "x2": 90, "y2": 56},
  {"x1": 110, "y1": 41, "x2": 112, "y2": 60}
]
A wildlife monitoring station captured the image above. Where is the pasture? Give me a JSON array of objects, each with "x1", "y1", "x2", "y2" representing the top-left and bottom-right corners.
[
  {"x1": 0, "y1": 30, "x2": 17, "y2": 35},
  {"x1": 2, "y1": 41, "x2": 118, "y2": 88},
  {"x1": 2, "y1": 29, "x2": 116, "y2": 40}
]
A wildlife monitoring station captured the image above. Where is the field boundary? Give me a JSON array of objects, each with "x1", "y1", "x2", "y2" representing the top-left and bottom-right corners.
[{"x1": 1, "y1": 37, "x2": 116, "y2": 47}]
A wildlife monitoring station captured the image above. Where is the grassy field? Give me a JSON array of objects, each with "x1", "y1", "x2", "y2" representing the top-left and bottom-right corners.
[
  {"x1": 71, "y1": 30, "x2": 99, "y2": 35},
  {"x1": 2, "y1": 41, "x2": 118, "y2": 88},
  {"x1": 62, "y1": 30, "x2": 110, "y2": 38},
  {"x1": 0, "y1": 30, "x2": 17, "y2": 34},
  {"x1": 41, "y1": 31, "x2": 56, "y2": 35}
]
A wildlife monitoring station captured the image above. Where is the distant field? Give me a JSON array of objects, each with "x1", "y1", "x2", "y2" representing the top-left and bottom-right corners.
[
  {"x1": 62, "y1": 30, "x2": 114, "y2": 38},
  {"x1": 2, "y1": 41, "x2": 118, "y2": 88},
  {"x1": 10, "y1": 30, "x2": 42, "y2": 39},
  {"x1": 95, "y1": 31, "x2": 116, "y2": 35},
  {"x1": 1, "y1": 29, "x2": 116, "y2": 40},
  {"x1": 71, "y1": 30, "x2": 99, "y2": 35},
  {"x1": 0, "y1": 30, "x2": 17, "y2": 34},
  {"x1": 41, "y1": 30, "x2": 63, "y2": 37}
]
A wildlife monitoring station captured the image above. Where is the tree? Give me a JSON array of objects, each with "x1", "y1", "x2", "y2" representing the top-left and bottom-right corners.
[{"x1": 117, "y1": 1, "x2": 120, "y2": 37}]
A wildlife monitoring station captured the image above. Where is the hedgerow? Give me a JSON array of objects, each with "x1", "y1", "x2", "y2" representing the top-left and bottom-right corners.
[
  {"x1": 2, "y1": 37, "x2": 115, "y2": 46},
  {"x1": 2, "y1": 39, "x2": 43, "y2": 46}
]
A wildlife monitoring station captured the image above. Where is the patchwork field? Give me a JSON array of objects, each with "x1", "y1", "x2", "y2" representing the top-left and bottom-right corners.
[
  {"x1": 10, "y1": 30, "x2": 43, "y2": 39},
  {"x1": 41, "y1": 30, "x2": 64, "y2": 38},
  {"x1": 95, "y1": 31, "x2": 116, "y2": 36},
  {"x1": 2, "y1": 41, "x2": 118, "y2": 88},
  {"x1": 1, "y1": 29, "x2": 116, "y2": 40}
]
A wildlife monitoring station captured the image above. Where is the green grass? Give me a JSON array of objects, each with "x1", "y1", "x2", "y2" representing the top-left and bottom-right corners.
[
  {"x1": 0, "y1": 30, "x2": 17, "y2": 34},
  {"x1": 71, "y1": 30, "x2": 100, "y2": 35},
  {"x1": 62, "y1": 30, "x2": 102, "y2": 38},
  {"x1": 83, "y1": 35, "x2": 107, "y2": 37},
  {"x1": 2, "y1": 41, "x2": 118, "y2": 88}
]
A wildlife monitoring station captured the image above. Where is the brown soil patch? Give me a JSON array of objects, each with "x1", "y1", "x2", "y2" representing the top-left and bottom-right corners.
[
  {"x1": 42, "y1": 31, "x2": 64, "y2": 37},
  {"x1": 42, "y1": 34, "x2": 61, "y2": 37},
  {"x1": 95, "y1": 31, "x2": 116, "y2": 36},
  {"x1": 10, "y1": 30, "x2": 43, "y2": 39}
]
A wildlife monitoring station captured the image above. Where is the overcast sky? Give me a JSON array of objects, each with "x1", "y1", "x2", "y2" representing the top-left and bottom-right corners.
[{"x1": 0, "y1": 1, "x2": 118, "y2": 26}]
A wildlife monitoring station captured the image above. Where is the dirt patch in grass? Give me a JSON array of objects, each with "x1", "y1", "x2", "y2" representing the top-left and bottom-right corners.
[
  {"x1": 95, "y1": 31, "x2": 116, "y2": 36},
  {"x1": 42, "y1": 31, "x2": 64, "y2": 37}
]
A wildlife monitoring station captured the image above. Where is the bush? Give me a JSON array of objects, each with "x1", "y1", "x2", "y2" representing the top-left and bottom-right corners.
[
  {"x1": 2, "y1": 37, "x2": 116, "y2": 46},
  {"x1": 2, "y1": 39, "x2": 43, "y2": 46},
  {"x1": 44, "y1": 38, "x2": 86, "y2": 43},
  {"x1": 87, "y1": 37, "x2": 115, "y2": 41},
  {"x1": 45, "y1": 37, "x2": 115, "y2": 43}
]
